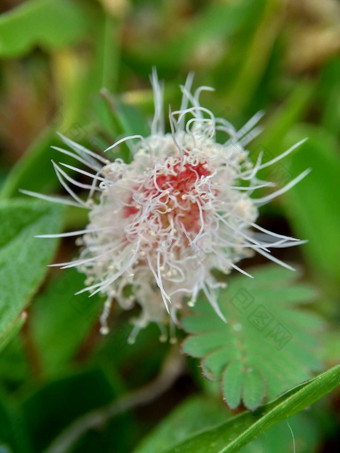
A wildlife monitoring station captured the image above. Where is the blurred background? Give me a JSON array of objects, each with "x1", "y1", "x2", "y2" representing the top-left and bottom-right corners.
[{"x1": 0, "y1": 0, "x2": 340, "y2": 452}]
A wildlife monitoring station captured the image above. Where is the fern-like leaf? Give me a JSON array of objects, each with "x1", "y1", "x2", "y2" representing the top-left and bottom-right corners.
[{"x1": 181, "y1": 265, "x2": 323, "y2": 410}]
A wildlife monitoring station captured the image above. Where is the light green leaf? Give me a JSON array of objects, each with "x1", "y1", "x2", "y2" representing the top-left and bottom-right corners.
[
  {"x1": 0, "y1": 0, "x2": 90, "y2": 57},
  {"x1": 164, "y1": 364, "x2": 340, "y2": 453},
  {"x1": 0, "y1": 200, "x2": 63, "y2": 351},
  {"x1": 181, "y1": 265, "x2": 323, "y2": 410}
]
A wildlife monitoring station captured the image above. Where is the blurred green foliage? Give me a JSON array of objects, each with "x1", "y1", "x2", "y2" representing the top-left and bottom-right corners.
[{"x1": 0, "y1": 0, "x2": 340, "y2": 452}]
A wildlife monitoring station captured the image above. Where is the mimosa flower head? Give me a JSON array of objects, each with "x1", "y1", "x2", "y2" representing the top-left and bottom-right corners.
[{"x1": 26, "y1": 71, "x2": 309, "y2": 343}]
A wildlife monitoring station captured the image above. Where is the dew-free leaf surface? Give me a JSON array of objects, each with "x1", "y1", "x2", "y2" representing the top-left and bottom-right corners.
[
  {"x1": 134, "y1": 395, "x2": 321, "y2": 453},
  {"x1": 0, "y1": 200, "x2": 63, "y2": 351},
  {"x1": 164, "y1": 364, "x2": 340, "y2": 453},
  {"x1": 182, "y1": 265, "x2": 323, "y2": 410}
]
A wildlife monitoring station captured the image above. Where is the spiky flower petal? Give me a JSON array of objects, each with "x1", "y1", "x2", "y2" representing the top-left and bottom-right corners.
[{"x1": 29, "y1": 71, "x2": 308, "y2": 342}]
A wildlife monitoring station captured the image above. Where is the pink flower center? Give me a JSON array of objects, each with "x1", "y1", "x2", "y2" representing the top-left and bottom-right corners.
[{"x1": 124, "y1": 160, "x2": 211, "y2": 237}]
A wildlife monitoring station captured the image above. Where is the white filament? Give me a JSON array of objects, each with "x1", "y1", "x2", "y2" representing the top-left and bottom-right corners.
[{"x1": 27, "y1": 74, "x2": 308, "y2": 340}]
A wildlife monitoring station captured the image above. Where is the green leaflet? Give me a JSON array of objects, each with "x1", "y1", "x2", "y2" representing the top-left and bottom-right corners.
[
  {"x1": 0, "y1": 200, "x2": 63, "y2": 352},
  {"x1": 0, "y1": 0, "x2": 90, "y2": 57},
  {"x1": 181, "y1": 265, "x2": 323, "y2": 410},
  {"x1": 164, "y1": 364, "x2": 340, "y2": 453}
]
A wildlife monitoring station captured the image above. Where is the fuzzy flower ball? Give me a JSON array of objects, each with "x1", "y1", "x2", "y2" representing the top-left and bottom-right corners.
[{"x1": 29, "y1": 72, "x2": 308, "y2": 342}]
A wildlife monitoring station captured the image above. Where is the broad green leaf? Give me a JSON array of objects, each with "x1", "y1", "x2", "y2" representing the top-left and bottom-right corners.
[
  {"x1": 0, "y1": 200, "x2": 63, "y2": 351},
  {"x1": 134, "y1": 396, "x2": 320, "y2": 453},
  {"x1": 283, "y1": 125, "x2": 340, "y2": 292},
  {"x1": 31, "y1": 269, "x2": 103, "y2": 376},
  {"x1": 181, "y1": 265, "x2": 323, "y2": 410},
  {"x1": 164, "y1": 364, "x2": 340, "y2": 453},
  {"x1": 0, "y1": 0, "x2": 90, "y2": 57}
]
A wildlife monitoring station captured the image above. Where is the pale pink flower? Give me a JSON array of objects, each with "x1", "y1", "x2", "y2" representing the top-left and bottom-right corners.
[{"x1": 25, "y1": 71, "x2": 308, "y2": 342}]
